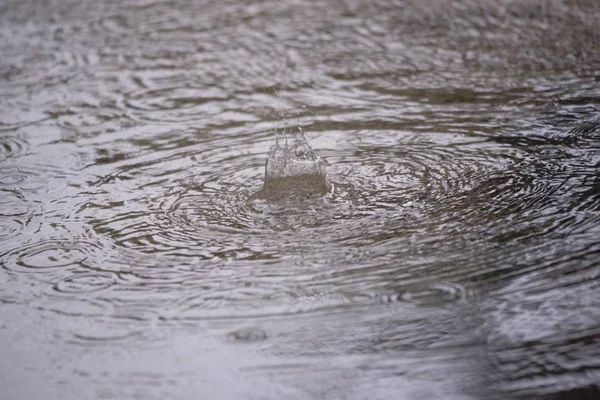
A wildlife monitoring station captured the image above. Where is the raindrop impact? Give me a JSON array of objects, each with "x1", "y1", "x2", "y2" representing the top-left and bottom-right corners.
[{"x1": 254, "y1": 127, "x2": 331, "y2": 201}]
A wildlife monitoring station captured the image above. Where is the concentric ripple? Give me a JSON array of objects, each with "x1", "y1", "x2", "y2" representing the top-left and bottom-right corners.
[
  {"x1": 53, "y1": 272, "x2": 117, "y2": 294},
  {"x1": 0, "y1": 134, "x2": 28, "y2": 161},
  {"x1": 121, "y1": 85, "x2": 231, "y2": 124},
  {"x1": 1, "y1": 238, "x2": 102, "y2": 274}
]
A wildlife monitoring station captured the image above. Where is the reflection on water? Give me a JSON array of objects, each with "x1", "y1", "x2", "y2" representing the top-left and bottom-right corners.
[{"x1": 1, "y1": 0, "x2": 600, "y2": 399}]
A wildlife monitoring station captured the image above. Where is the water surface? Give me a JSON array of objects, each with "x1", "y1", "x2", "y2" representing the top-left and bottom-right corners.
[{"x1": 1, "y1": 0, "x2": 600, "y2": 399}]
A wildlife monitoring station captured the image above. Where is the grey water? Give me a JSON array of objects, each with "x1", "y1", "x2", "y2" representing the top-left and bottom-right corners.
[{"x1": 1, "y1": 0, "x2": 600, "y2": 399}]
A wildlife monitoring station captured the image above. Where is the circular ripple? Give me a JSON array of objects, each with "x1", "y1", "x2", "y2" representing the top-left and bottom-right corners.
[
  {"x1": 85, "y1": 125, "x2": 509, "y2": 274},
  {"x1": 53, "y1": 272, "x2": 116, "y2": 294},
  {"x1": 0, "y1": 189, "x2": 35, "y2": 217},
  {"x1": 0, "y1": 165, "x2": 54, "y2": 193},
  {"x1": 79, "y1": 120, "x2": 524, "y2": 324},
  {"x1": 1, "y1": 239, "x2": 101, "y2": 274},
  {"x1": 0, "y1": 135, "x2": 28, "y2": 161},
  {"x1": 0, "y1": 218, "x2": 25, "y2": 243},
  {"x1": 56, "y1": 109, "x2": 125, "y2": 137},
  {"x1": 119, "y1": 85, "x2": 231, "y2": 124},
  {"x1": 85, "y1": 130, "x2": 379, "y2": 258},
  {"x1": 0, "y1": 166, "x2": 30, "y2": 186}
]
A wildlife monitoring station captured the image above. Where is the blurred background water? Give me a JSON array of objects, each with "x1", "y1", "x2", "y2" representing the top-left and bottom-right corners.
[{"x1": 1, "y1": 0, "x2": 600, "y2": 399}]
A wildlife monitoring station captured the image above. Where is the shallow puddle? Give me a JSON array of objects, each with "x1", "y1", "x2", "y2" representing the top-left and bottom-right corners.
[{"x1": 1, "y1": 0, "x2": 600, "y2": 399}]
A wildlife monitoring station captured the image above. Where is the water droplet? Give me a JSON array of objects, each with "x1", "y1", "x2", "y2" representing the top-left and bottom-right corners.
[{"x1": 255, "y1": 127, "x2": 331, "y2": 200}]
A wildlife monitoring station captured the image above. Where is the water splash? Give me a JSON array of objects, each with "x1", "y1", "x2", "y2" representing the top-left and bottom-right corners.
[{"x1": 256, "y1": 126, "x2": 331, "y2": 200}]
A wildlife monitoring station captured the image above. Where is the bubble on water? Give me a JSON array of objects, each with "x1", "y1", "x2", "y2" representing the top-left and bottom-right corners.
[{"x1": 254, "y1": 127, "x2": 331, "y2": 201}]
